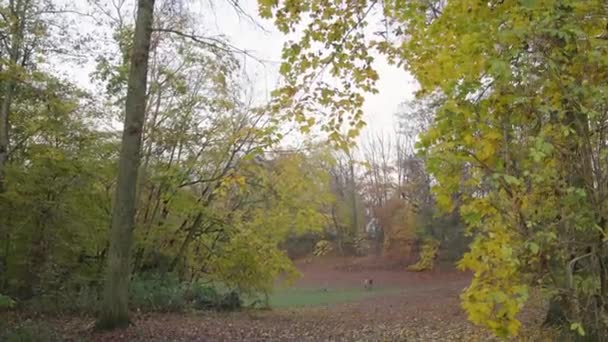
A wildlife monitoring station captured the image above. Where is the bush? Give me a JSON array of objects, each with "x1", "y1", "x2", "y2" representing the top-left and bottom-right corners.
[
  {"x1": 191, "y1": 283, "x2": 242, "y2": 311},
  {"x1": 0, "y1": 293, "x2": 16, "y2": 310},
  {"x1": 313, "y1": 240, "x2": 333, "y2": 257},
  {"x1": 407, "y1": 238, "x2": 440, "y2": 272},
  {"x1": 70, "y1": 286, "x2": 100, "y2": 313},
  {"x1": 21, "y1": 285, "x2": 100, "y2": 315},
  {"x1": 129, "y1": 274, "x2": 187, "y2": 312},
  {"x1": 1, "y1": 321, "x2": 61, "y2": 342},
  {"x1": 190, "y1": 283, "x2": 217, "y2": 309},
  {"x1": 281, "y1": 232, "x2": 319, "y2": 259}
]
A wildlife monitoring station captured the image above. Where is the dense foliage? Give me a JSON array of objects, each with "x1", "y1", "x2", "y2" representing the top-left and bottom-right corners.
[
  {"x1": 0, "y1": 0, "x2": 340, "y2": 318},
  {"x1": 260, "y1": 0, "x2": 608, "y2": 338},
  {"x1": 9, "y1": 0, "x2": 600, "y2": 339}
]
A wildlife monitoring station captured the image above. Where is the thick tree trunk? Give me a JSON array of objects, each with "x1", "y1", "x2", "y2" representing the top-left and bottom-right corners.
[
  {"x1": 543, "y1": 296, "x2": 568, "y2": 327},
  {"x1": 97, "y1": 0, "x2": 155, "y2": 330}
]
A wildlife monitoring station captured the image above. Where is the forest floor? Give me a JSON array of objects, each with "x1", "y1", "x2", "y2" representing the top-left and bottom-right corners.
[{"x1": 3, "y1": 256, "x2": 553, "y2": 341}]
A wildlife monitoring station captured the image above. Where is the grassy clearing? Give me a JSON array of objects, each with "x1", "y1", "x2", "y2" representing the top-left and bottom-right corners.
[{"x1": 268, "y1": 287, "x2": 401, "y2": 308}]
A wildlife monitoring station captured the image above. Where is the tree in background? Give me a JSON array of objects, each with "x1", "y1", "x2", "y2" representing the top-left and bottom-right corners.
[
  {"x1": 362, "y1": 133, "x2": 394, "y2": 209},
  {"x1": 395, "y1": 96, "x2": 469, "y2": 262},
  {"x1": 326, "y1": 150, "x2": 366, "y2": 255},
  {"x1": 0, "y1": 0, "x2": 108, "y2": 298}
]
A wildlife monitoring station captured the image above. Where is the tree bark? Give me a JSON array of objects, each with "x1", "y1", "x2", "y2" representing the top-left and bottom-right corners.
[
  {"x1": 0, "y1": 81, "x2": 12, "y2": 193},
  {"x1": 97, "y1": 0, "x2": 155, "y2": 330},
  {"x1": 0, "y1": 0, "x2": 26, "y2": 193},
  {"x1": 349, "y1": 156, "x2": 358, "y2": 234}
]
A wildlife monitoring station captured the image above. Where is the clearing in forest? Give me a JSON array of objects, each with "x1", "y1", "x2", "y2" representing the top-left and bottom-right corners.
[{"x1": 3, "y1": 256, "x2": 549, "y2": 341}]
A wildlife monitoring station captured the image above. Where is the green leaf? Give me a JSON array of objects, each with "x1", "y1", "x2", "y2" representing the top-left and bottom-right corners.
[
  {"x1": 570, "y1": 322, "x2": 585, "y2": 336},
  {"x1": 527, "y1": 242, "x2": 539, "y2": 254}
]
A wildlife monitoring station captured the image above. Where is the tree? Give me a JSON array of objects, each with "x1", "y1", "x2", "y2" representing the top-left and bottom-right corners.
[
  {"x1": 326, "y1": 150, "x2": 365, "y2": 255},
  {"x1": 97, "y1": 0, "x2": 156, "y2": 330},
  {"x1": 260, "y1": 0, "x2": 608, "y2": 338},
  {"x1": 202, "y1": 148, "x2": 334, "y2": 295},
  {"x1": 0, "y1": 0, "x2": 100, "y2": 297},
  {"x1": 0, "y1": 0, "x2": 26, "y2": 193},
  {"x1": 0, "y1": 0, "x2": 356, "y2": 324},
  {"x1": 0, "y1": 0, "x2": 37, "y2": 290},
  {"x1": 362, "y1": 132, "x2": 394, "y2": 209}
]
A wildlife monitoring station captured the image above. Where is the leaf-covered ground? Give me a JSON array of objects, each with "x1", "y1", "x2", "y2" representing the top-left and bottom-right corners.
[{"x1": 3, "y1": 257, "x2": 553, "y2": 341}]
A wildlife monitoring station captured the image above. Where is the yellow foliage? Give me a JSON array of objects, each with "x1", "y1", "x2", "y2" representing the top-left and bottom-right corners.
[
  {"x1": 458, "y1": 200, "x2": 529, "y2": 338},
  {"x1": 407, "y1": 239, "x2": 440, "y2": 272},
  {"x1": 313, "y1": 240, "x2": 333, "y2": 257},
  {"x1": 376, "y1": 195, "x2": 417, "y2": 258}
]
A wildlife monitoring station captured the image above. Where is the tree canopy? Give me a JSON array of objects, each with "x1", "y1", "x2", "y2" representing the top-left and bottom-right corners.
[
  {"x1": 2, "y1": 0, "x2": 607, "y2": 339},
  {"x1": 260, "y1": 0, "x2": 608, "y2": 338}
]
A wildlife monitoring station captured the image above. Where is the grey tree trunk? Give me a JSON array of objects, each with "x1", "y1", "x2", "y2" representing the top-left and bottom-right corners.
[
  {"x1": 97, "y1": 0, "x2": 155, "y2": 330},
  {"x1": 349, "y1": 156, "x2": 358, "y2": 234},
  {"x1": 0, "y1": 1, "x2": 27, "y2": 288},
  {"x1": 0, "y1": 0, "x2": 26, "y2": 193},
  {"x1": 0, "y1": 83, "x2": 11, "y2": 193}
]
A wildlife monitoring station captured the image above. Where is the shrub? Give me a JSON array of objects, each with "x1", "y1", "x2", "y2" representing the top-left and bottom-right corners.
[
  {"x1": 190, "y1": 283, "x2": 219, "y2": 310},
  {"x1": 129, "y1": 274, "x2": 187, "y2": 312},
  {"x1": 21, "y1": 285, "x2": 100, "y2": 315},
  {"x1": 191, "y1": 283, "x2": 242, "y2": 311},
  {"x1": 407, "y1": 238, "x2": 440, "y2": 272},
  {"x1": 67, "y1": 285, "x2": 100, "y2": 314},
  {"x1": 313, "y1": 240, "x2": 333, "y2": 257},
  {"x1": 216, "y1": 290, "x2": 242, "y2": 311},
  {"x1": 0, "y1": 293, "x2": 16, "y2": 310},
  {"x1": 1, "y1": 321, "x2": 61, "y2": 342}
]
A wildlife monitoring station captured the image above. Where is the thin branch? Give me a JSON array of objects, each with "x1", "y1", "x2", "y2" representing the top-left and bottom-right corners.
[
  {"x1": 224, "y1": 0, "x2": 270, "y2": 33},
  {"x1": 152, "y1": 27, "x2": 269, "y2": 65},
  {"x1": 568, "y1": 252, "x2": 594, "y2": 289}
]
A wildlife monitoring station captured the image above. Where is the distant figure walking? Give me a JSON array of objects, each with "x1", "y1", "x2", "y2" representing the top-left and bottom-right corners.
[{"x1": 363, "y1": 278, "x2": 373, "y2": 291}]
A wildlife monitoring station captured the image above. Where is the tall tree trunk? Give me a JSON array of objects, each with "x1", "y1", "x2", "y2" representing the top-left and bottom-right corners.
[
  {"x1": 0, "y1": 0, "x2": 26, "y2": 193},
  {"x1": 349, "y1": 157, "x2": 358, "y2": 235},
  {"x1": 0, "y1": 17, "x2": 11, "y2": 193},
  {"x1": 0, "y1": 82, "x2": 12, "y2": 193},
  {"x1": 0, "y1": 0, "x2": 27, "y2": 293},
  {"x1": 97, "y1": 0, "x2": 155, "y2": 330}
]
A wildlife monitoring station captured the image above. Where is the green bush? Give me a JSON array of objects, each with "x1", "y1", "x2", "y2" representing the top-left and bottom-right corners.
[
  {"x1": 313, "y1": 240, "x2": 333, "y2": 257},
  {"x1": 7, "y1": 274, "x2": 245, "y2": 315},
  {"x1": 70, "y1": 286, "x2": 100, "y2": 313},
  {"x1": 129, "y1": 274, "x2": 187, "y2": 312},
  {"x1": 1, "y1": 321, "x2": 61, "y2": 342},
  {"x1": 407, "y1": 238, "x2": 440, "y2": 272},
  {"x1": 22, "y1": 285, "x2": 100, "y2": 315},
  {"x1": 0, "y1": 293, "x2": 16, "y2": 310},
  {"x1": 191, "y1": 283, "x2": 242, "y2": 311}
]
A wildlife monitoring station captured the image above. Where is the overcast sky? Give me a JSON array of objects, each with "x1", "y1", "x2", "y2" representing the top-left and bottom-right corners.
[
  {"x1": 195, "y1": 0, "x2": 419, "y2": 146},
  {"x1": 56, "y1": 0, "x2": 419, "y2": 148}
]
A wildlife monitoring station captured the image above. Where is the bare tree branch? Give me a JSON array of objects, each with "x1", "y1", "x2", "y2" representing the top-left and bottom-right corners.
[{"x1": 152, "y1": 27, "x2": 270, "y2": 65}]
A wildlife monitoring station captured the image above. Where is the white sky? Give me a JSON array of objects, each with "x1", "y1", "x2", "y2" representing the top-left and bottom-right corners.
[
  {"x1": 196, "y1": 0, "x2": 419, "y2": 147},
  {"x1": 55, "y1": 0, "x2": 419, "y2": 148}
]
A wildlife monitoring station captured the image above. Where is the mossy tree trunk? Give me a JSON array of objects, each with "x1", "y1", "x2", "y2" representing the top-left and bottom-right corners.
[{"x1": 96, "y1": 0, "x2": 155, "y2": 330}]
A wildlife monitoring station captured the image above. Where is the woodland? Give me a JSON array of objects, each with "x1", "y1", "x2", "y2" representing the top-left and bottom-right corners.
[{"x1": 1, "y1": 0, "x2": 608, "y2": 341}]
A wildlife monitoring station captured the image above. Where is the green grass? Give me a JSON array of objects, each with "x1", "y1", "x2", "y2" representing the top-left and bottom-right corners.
[{"x1": 268, "y1": 287, "x2": 400, "y2": 308}]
